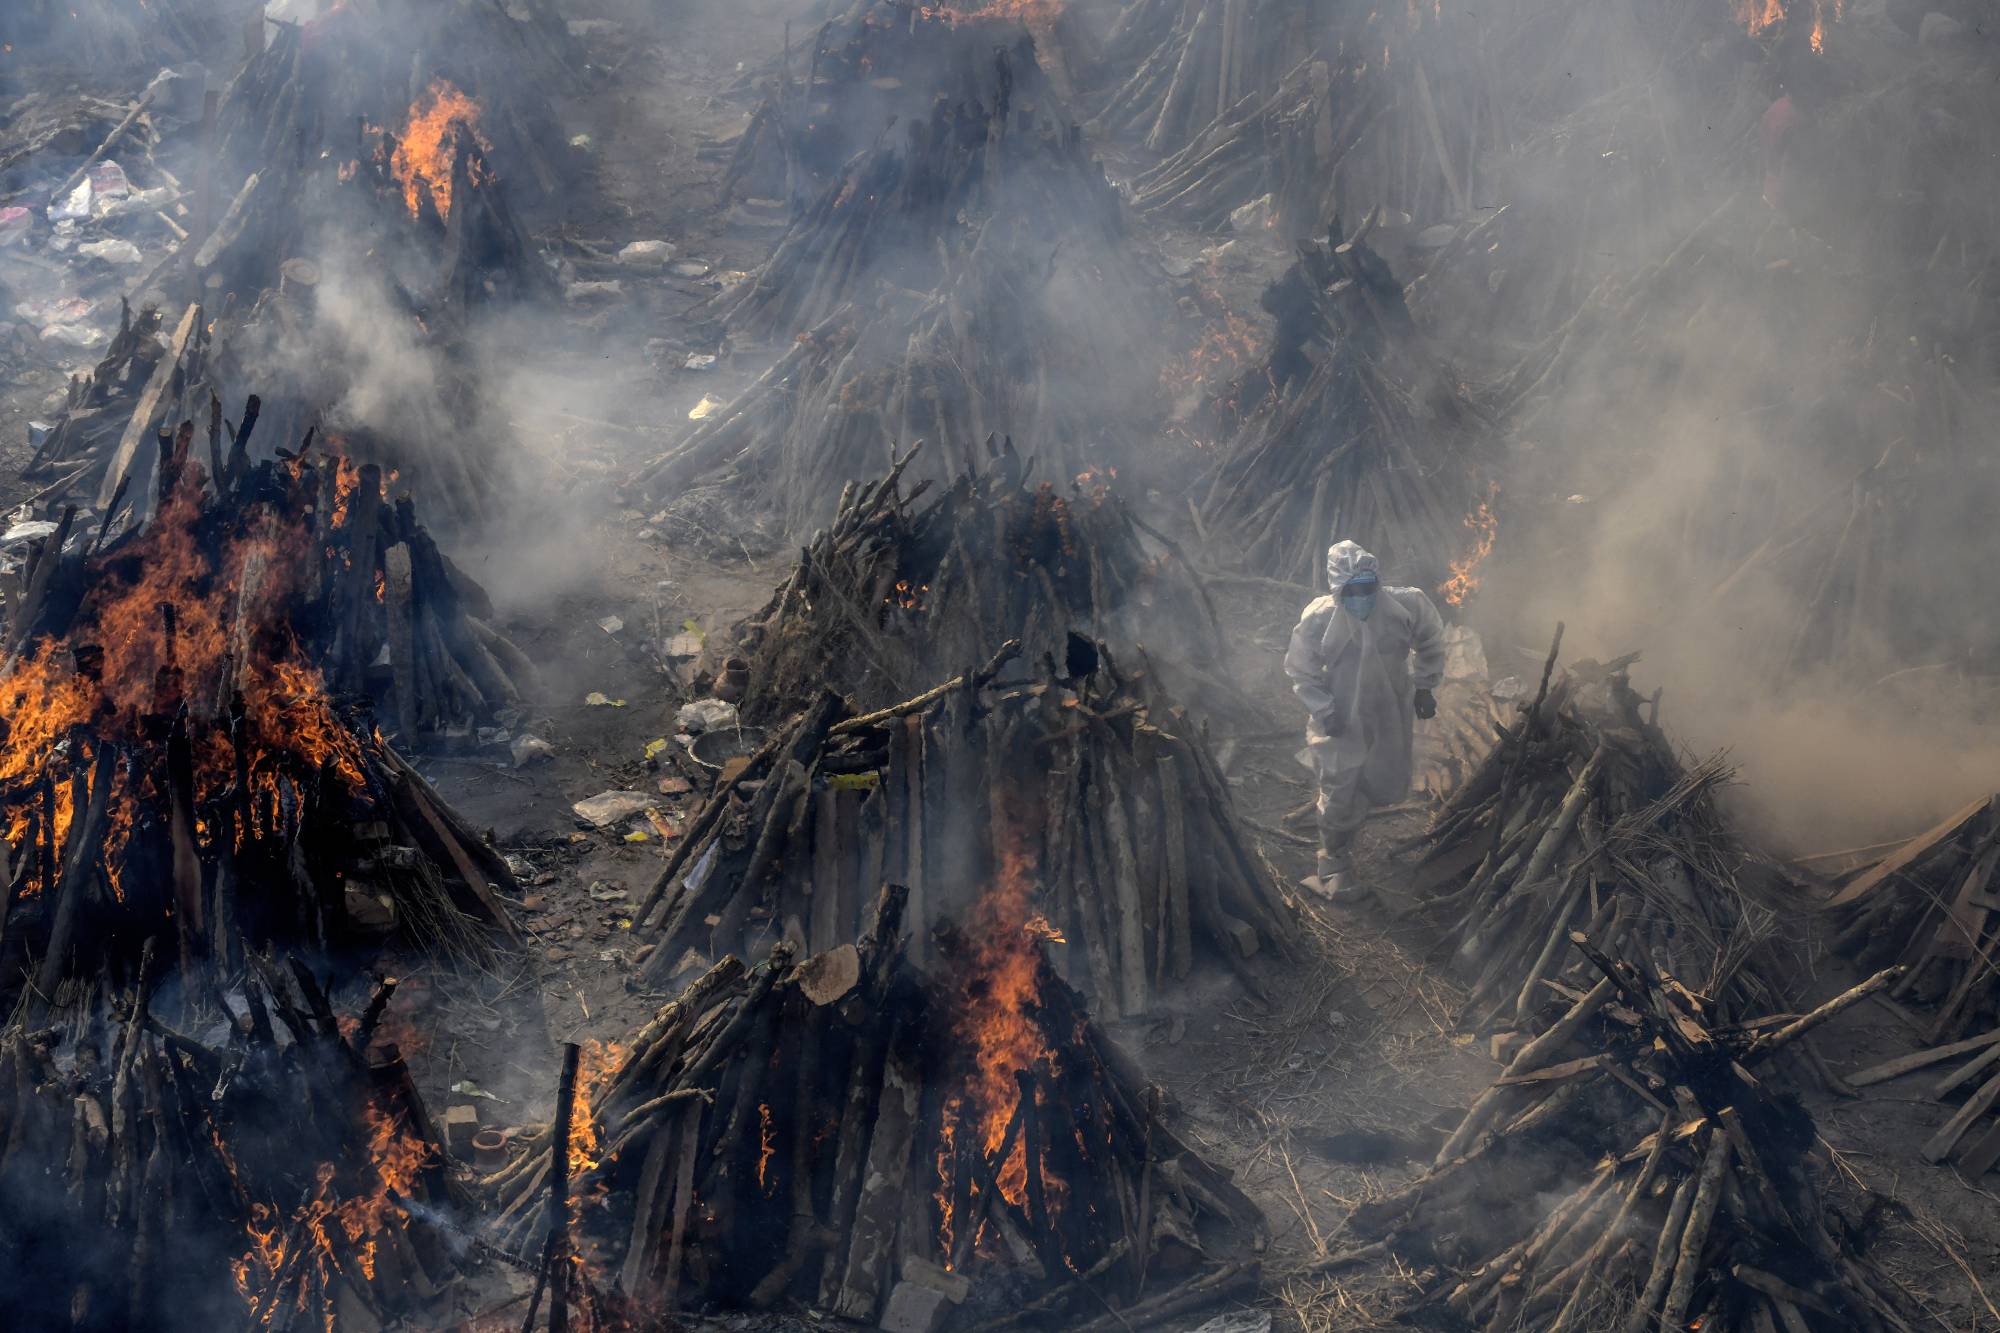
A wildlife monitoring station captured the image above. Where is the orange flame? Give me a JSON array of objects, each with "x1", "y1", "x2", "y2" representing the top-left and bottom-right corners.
[
  {"x1": 388, "y1": 80, "x2": 491, "y2": 221},
  {"x1": 1441, "y1": 483, "x2": 1498, "y2": 607},
  {"x1": 569, "y1": 1039, "x2": 627, "y2": 1183}
]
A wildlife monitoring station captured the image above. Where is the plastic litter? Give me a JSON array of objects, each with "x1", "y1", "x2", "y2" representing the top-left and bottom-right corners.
[{"x1": 674, "y1": 699, "x2": 738, "y2": 733}]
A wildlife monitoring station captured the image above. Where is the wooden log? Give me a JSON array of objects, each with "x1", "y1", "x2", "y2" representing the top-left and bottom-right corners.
[
  {"x1": 1922, "y1": 1068, "x2": 2000, "y2": 1163},
  {"x1": 833, "y1": 1019, "x2": 921, "y2": 1321},
  {"x1": 1848, "y1": 1028, "x2": 2000, "y2": 1087},
  {"x1": 1435, "y1": 976, "x2": 1615, "y2": 1164},
  {"x1": 96, "y1": 303, "x2": 198, "y2": 510},
  {"x1": 1623, "y1": 1170, "x2": 1699, "y2": 1333},
  {"x1": 382, "y1": 544, "x2": 419, "y2": 741},
  {"x1": 1660, "y1": 1128, "x2": 1732, "y2": 1328},
  {"x1": 1157, "y1": 756, "x2": 1192, "y2": 982},
  {"x1": 1744, "y1": 966, "x2": 1903, "y2": 1062}
]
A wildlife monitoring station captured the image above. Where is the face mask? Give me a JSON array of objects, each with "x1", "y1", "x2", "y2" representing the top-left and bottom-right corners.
[{"x1": 1342, "y1": 589, "x2": 1377, "y2": 621}]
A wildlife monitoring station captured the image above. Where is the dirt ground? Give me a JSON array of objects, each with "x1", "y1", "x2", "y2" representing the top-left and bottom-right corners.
[{"x1": 4, "y1": 0, "x2": 1999, "y2": 1328}]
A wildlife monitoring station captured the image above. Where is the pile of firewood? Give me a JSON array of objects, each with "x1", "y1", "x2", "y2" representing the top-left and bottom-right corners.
[
  {"x1": 713, "y1": 52, "x2": 1134, "y2": 346},
  {"x1": 18, "y1": 300, "x2": 165, "y2": 498},
  {"x1": 719, "y1": 2, "x2": 1078, "y2": 213},
  {"x1": 733, "y1": 440, "x2": 1222, "y2": 721},
  {"x1": 1414, "y1": 641, "x2": 1795, "y2": 1031},
  {"x1": 632, "y1": 226, "x2": 1168, "y2": 540},
  {"x1": 489, "y1": 886, "x2": 1266, "y2": 1328},
  {"x1": 1342, "y1": 936, "x2": 1920, "y2": 1332},
  {"x1": 634, "y1": 636, "x2": 1293, "y2": 1017},
  {"x1": 1828, "y1": 795, "x2": 2000, "y2": 1049},
  {"x1": 1195, "y1": 225, "x2": 1489, "y2": 588},
  {"x1": 0, "y1": 949, "x2": 465, "y2": 1332},
  {"x1": 2, "y1": 395, "x2": 524, "y2": 1014}
]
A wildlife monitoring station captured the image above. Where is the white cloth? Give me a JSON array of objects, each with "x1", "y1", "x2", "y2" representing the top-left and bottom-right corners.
[{"x1": 1285, "y1": 541, "x2": 1446, "y2": 835}]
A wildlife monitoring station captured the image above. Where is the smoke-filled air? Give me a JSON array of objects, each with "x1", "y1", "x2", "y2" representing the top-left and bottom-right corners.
[{"x1": 1, "y1": 0, "x2": 1997, "y2": 1330}]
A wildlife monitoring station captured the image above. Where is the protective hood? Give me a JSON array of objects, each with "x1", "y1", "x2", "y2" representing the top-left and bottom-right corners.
[{"x1": 1326, "y1": 540, "x2": 1380, "y2": 593}]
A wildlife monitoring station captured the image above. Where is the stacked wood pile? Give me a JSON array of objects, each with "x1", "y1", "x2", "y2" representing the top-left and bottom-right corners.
[
  {"x1": 1847, "y1": 1015, "x2": 2000, "y2": 1181},
  {"x1": 713, "y1": 48, "x2": 1132, "y2": 346},
  {"x1": 1194, "y1": 225, "x2": 1489, "y2": 588},
  {"x1": 634, "y1": 641, "x2": 1294, "y2": 1018},
  {"x1": 1, "y1": 395, "x2": 523, "y2": 1015},
  {"x1": 1414, "y1": 642, "x2": 1795, "y2": 1031},
  {"x1": 719, "y1": 2, "x2": 1076, "y2": 212},
  {"x1": 18, "y1": 300, "x2": 165, "y2": 497},
  {"x1": 733, "y1": 440, "x2": 1222, "y2": 722},
  {"x1": 1828, "y1": 795, "x2": 2000, "y2": 1049},
  {"x1": 489, "y1": 886, "x2": 1266, "y2": 1327},
  {"x1": 631, "y1": 223, "x2": 1169, "y2": 541},
  {"x1": 1343, "y1": 935, "x2": 1921, "y2": 1332},
  {"x1": 0, "y1": 951, "x2": 465, "y2": 1332}
]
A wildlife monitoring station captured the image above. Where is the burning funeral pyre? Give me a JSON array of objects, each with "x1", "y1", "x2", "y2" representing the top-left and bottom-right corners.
[
  {"x1": 636, "y1": 628, "x2": 1294, "y2": 1018},
  {"x1": 489, "y1": 885, "x2": 1266, "y2": 1329},
  {"x1": 1339, "y1": 937, "x2": 1920, "y2": 1333},
  {"x1": 0, "y1": 954, "x2": 468, "y2": 1332},
  {"x1": 1414, "y1": 643, "x2": 1798, "y2": 1032},
  {"x1": 731, "y1": 441, "x2": 1224, "y2": 723},
  {"x1": 1193, "y1": 224, "x2": 1491, "y2": 590},
  {"x1": 0, "y1": 393, "x2": 525, "y2": 1017}
]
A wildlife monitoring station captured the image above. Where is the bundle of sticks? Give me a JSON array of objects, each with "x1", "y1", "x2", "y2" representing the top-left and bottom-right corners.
[
  {"x1": 488, "y1": 886, "x2": 1265, "y2": 1327},
  {"x1": 631, "y1": 221, "x2": 1169, "y2": 540},
  {"x1": 733, "y1": 439, "x2": 1222, "y2": 722},
  {"x1": 1826, "y1": 794, "x2": 2000, "y2": 1048},
  {"x1": 634, "y1": 637, "x2": 1293, "y2": 1017},
  {"x1": 1195, "y1": 223, "x2": 1489, "y2": 588},
  {"x1": 0, "y1": 947, "x2": 464, "y2": 1333},
  {"x1": 1342, "y1": 935, "x2": 1920, "y2": 1332},
  {"x1": 1088, "y1": 0, "x2": 1309, "y2": 158},
  {"x1": 1413, "y1": 640, "x2": 1794, "y2": 1031},
  {"x1": 712, "y1": 51, "x2": 1130, "y2": 346},
  {"x1": 1, "y1": 395, "x2": 523, "y2": 1015},
  {"x1": 719, "y1": 2, "x2": 1078, "y2": 213},
  {"x1": 19, "y1": 300, "x2": 165, "y2": 493}
]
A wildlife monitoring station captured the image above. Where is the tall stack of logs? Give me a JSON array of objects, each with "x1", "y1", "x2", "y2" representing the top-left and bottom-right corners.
[
  {"x1": 1195, "y1": 223, "x2": 1489, "y2": 589},
  {"x1": 733, "y1": 440, "x2": 1223, "y2": 723},
  {"x1": 1413, "y1": 641, "x2": 1797, "y2": 1031},
  {"x1": 0, "y1": 952, "x2": 465, "y2": 1333},
  {"x1": 634, "y1": 643, "x2": 1293, "y2": 1017},
  {"x1": 489, "y1": 887, "x2": 1267, "y2": 1327},
  {"x1": 1, "y1": 394, "x2": 523, "y2": 1016},
  {"x1": 1342, "y1": 936, "x2": 1918, "y2": 1332}
]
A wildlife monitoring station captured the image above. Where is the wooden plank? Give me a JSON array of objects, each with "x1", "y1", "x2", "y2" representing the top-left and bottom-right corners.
[
  {"x1": 1829, "y1": 795, "x2": 1993, "y2": 908},
  {"x1": 1921, "y1": 1069, "x2": 2000, "y2": 1163},
  {"x1": 833, "y1": 1035, "x2": 921, "y2": 1320},
  {"x1": 809, "y1": 787, "x2": 841, "y2": 954},
  {"x1": 1932, "y1": 1041, "x2": 2000, "y2": 1101},
  {"x1": 1957, "y1": 1115, "x2": 2000, "y2": 1177},
  {"x1": 96, "y1": 302, "x2": 198, "y2": 509},
  {"x1": 1848, "y1": 1028, "x2": 2000, "y2": 1088}
]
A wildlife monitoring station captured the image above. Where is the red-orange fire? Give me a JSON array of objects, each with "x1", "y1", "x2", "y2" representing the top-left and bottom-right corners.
[
  {"x1": 1, "y1": 460, "x2": 369, "y2": 901},
  {"x1": 1733, "y1": 0, "x2": 1841, "y2": 50},
  {"x1": 1440, "y1": 483, "x2": 1498, "y2": 607},
  {"x1": 387, "y1": 80, "x2": 491, "y2": 220}
]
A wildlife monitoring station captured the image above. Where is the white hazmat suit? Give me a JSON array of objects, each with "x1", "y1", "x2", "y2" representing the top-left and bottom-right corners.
[{"x1": 1285, "y1": 541, "x2": 1446, "y2": 865}]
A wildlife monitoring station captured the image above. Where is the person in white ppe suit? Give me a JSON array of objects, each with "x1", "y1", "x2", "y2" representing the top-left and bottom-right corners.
[{"x1": 1285, "y1": 540, "x2": 1446, "y2": 900}]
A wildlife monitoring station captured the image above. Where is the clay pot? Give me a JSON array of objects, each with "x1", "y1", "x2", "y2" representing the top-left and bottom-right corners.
[
  {"x1": 472, "y1": 1128, "x2": 509, "y2": 1173},
  {"x1": 715, "y1": 656, "x2": 751, "y2": 704}
]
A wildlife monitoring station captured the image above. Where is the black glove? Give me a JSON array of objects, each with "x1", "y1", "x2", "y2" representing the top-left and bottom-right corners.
[{"x1": 1413, "y1": 688, "x2": 1437, "y2": 721}]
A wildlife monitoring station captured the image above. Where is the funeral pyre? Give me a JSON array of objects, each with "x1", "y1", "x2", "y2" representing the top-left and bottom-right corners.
[
  {"x1": 732, "y1": 441, "x2": 1224, "y2": 723},
  {"x1": 1413, "y1": 642, "x2": 1799, "y2": 1032},
  {"x1": 489, "y1": 885, "x2": 1266, "y2": 1330},
  {"x1": 0, "y1": 954, "x2": 469, "y2": 1332},
  {"x1": 0, "y1": 395, "x2": 525, "y2": 1018},
  {"x1": 1340, "y1": 936, "x2": 1920, "y2": 1333},
  {"x1": 1192, "y1": 224, "x2": 1490, "y2": 591}
]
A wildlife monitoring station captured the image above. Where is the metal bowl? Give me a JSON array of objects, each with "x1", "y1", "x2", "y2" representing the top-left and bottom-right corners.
[{"x1": 688, "y1": 726, "x2": 769, "y2": 773}]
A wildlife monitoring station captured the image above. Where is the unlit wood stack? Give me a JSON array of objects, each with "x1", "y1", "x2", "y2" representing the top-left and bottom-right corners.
[
  {"x1": 634, "y1": 645, "x2": 1294, "y2": 1018},
  {"x1": 0, "y1": 953, "x2": 463, "y2": 1333},
  {"x1": 1196, "y1": 226, "x2": 1489, "y2": 588},
  {"x1": 490, "y1": 886, "x2": 1266, "y2": 1325},
  {"x1": 1414, "y1": 644, "x2": 1795, "y2": 1031},
  {"x1": 1827, "y1": 794, "x2": 2000, "y2": 1047},
  {"x1": 734, "y1": 439, "x2": 1223, "y2": 722},
  {"x1": 1345, "y1": 935, "x2": 1918, "y2": 1333}
]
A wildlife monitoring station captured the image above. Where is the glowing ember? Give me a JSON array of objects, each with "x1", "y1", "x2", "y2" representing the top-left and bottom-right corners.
[
  {"x1": 388, "y1": 80, "x2": 491, "y2": 220},
  {"x1": 1440, "y1": 483, "x2": 1498, "y2": 607}
]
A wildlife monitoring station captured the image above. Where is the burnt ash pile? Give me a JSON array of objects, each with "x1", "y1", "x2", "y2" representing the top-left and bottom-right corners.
[
  {"x1": 1193, "y1": 225, "x2": 1489, "y2": 589},
  {"x1": 1, "y1": 397, "x2": 525, "y2": 1018},
  {"x1": 1342, "y1": 938, "x2": 1916, "y2": 1333},
  {"x1": 1414, "y1": 644, "x2": 1797, "y2": 1032},
  {"x1": 720, "y1": 1, "x2": 1084, "y2": 216},
  {"x1": 0, "y1": 955, "x2": 469, "y2": 1333},
  {"x1": 490, "y1": 886, "x2": 1265, "y2": 1330},
  {"x1": 635, "y1": 636, "x2": 1294, "y2": 1019},
  {"x1": 733, "y1": 442, "x2": 1223, "y2": 723}
]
